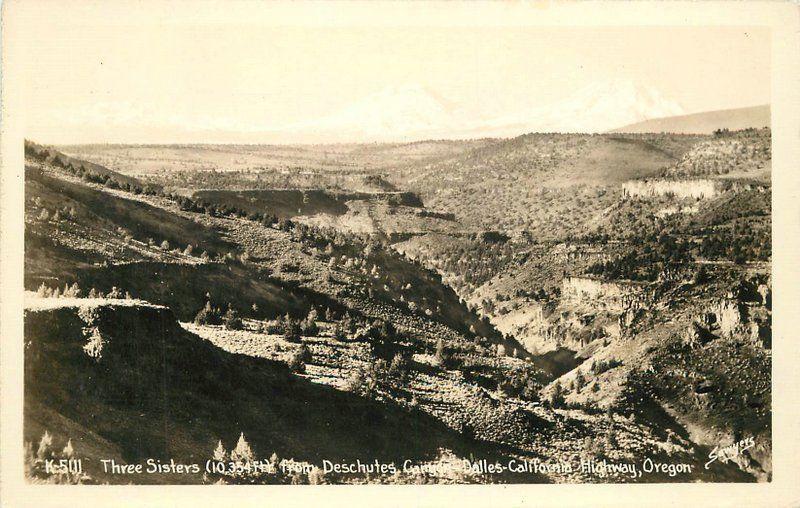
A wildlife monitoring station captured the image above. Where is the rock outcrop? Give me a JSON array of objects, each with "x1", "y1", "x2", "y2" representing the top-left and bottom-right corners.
[
  {"x1": 622, "y1": 179, "x2": 721, "y2": 200},
  {"x1": 561, "y1": 276, "x2": 648, "y2": 313}
]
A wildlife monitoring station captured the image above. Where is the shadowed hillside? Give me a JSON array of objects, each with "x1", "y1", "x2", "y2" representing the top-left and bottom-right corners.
[{"x1": 25, "y1": 298, "x2": 506, "y2": 484}]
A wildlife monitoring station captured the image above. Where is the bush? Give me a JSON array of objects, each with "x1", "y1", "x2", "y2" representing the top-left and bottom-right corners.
[
  {"x1": 194, "y1": 301, "x2": 223, "y2": 326},
  {"x1": 434, "y1": 338, "x2": 459, "y2": 369},
  {"x1": 288, "y1": 346, "x2": 310, "y2": 373},
  {"x1": 546, "y1": 382, "x2": 565, "y2": 408},
  {"x1": 332, "y1": 323, "x2": 347, "y2": 341},
  {"x1": 388, "y1": 352, "x2": 411, "y2": 381},
  {"x1": 283, "y1": 317, "x2": 303, "y2": 343},
  {"x1": 499, "y1": 366, "x2": 543, "y2": 401},
  {"x1": 301, "y1": 312, "x2": 319, "y2": 336},
  {"x1": 223, "y1": 306, "x2": 243, "y2": 330},
  {"x1": 591, "y1": 358, "x2": 622, "y2": 375}
]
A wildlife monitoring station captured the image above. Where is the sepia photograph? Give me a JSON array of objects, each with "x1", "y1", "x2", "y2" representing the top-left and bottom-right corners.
[{"x1": 2, "y1": 2, "x2": 797, "y2": 501}]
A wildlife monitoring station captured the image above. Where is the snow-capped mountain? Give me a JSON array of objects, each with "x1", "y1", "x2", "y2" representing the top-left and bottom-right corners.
[
  {"x1": 284, "y1": 79, "x2": 685, "y2": 142},
  {"x1": 286, "y1": 84, "x2": 468, "y2": 142},
  {"x1": 480, "y1": 79, "x2": 685, "y2": 136}
]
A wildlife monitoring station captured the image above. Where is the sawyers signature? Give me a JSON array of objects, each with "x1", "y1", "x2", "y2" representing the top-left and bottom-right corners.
[{"x1": 705, "y1": 437, "x2": 755, "y2": 469}]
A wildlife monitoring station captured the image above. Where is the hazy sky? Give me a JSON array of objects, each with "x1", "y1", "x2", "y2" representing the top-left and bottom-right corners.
[{"x1": 14, "y1": 2, "x2": 770, "y2": 144}]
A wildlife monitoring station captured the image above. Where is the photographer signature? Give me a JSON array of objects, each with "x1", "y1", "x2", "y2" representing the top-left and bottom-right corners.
[{"x1": 705, "y1": 437, "x2": 755, "y2": 469}]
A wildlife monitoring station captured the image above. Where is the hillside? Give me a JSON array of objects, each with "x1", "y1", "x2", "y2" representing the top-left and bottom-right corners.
[
  {"x1": 25, "y1": 150, "x2": 509, "y2": 348},
  {"x1": 612, "y1": 105, "x2": 770, "y2": 135},
  {"x1": 24, "y1": 133, "x2": 771, "y2": 484},
  {"x1": 24, "y1": 296, "x2": 491, "y2": 484},
  {"x1": 390, "y1": 128, "x2": 772, "y2": 481},
  {"x1": 390, "y1": 133, "x2": 703, "y2": 236},
  {"x1": 59, "y1": 140, "x2": 492, "y2": 192}
]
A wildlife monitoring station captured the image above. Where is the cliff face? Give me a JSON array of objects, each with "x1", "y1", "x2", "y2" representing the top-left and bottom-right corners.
[
  {"x1": 683, "y1": 279, "x2": 772, "y2": 350},
  {"x1": 561, "y1": 276, "x2": 647, "y2": 313},
  {"x1": 622, "y1": 179, "x2": 721, "y2": 200}
]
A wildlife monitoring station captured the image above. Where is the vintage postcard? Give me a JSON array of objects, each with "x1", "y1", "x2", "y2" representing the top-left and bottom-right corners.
[{"x1": 1, "y1": 1, "x2": 799, "y2": 506}]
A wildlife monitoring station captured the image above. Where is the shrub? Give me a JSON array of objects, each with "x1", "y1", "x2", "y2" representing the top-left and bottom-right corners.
[
  {"x1": 283, "y1": 317, "x2": 303, "y2": 343},
  {"x1": 223, "y1": 306, "x2": 243, "y2": 330},
  {"x1": 546, "y1": 381, "x2": 565, "y2": 408},
  {"x1": 301, "y1": 312, "x2": 319, "y2": 336},
  {"x1": 388, "y1": 352, "x2": 411, "y2": 381},
  {"x1": 288, "y1": 345, "x2": 311, "y2": 373},
  {"x1": 499, "y1": 366, "x2": 543, "y2": 401},
  {"x1": 591, "y1": 358, "x2": 623, "y2": 375},
  {"x1": 434, "y1": 338, "x2": 458, "y2": 369},
  {"x1": 194, "y1": 301, "x2": 223, "y2": 326},
  {"x1": 332, "y1": 323, "x2": 347, "y2": 341}
]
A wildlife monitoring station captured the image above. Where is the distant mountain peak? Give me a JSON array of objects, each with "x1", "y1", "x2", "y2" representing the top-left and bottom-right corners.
[
  {"x1": 482, "y1": 79, "x2": 685, "y2": 135},
  {"x1": 289, "y1": 83, "x2": 462, "y2": 141}
]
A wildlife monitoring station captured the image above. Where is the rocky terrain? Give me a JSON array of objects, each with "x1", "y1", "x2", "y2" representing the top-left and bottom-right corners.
[{"x1": 24, "y1": 127, "x2": 771, "y2": 484}]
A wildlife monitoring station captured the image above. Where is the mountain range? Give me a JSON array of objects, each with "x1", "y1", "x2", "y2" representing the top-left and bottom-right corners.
[{"x1": 287, "y1": 79, "x2": 691, "y2": 142}]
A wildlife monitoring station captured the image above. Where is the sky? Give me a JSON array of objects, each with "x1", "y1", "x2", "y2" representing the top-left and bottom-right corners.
[{"x1": 13, "y1": 2, "x2": 770, "y2": 144}]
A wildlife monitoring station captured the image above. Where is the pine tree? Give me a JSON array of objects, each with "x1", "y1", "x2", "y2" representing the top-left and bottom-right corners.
[
  {"x1": 333, "y1": 323, "x2": 347, "y2": 341},
  {"x1": 194, "y1": 301, "x2": 214, "y2": 325},
  {"x1": 36, "y1": 283, "x2": 48, "y2": 297},
  {"x1": 548, "y1": 382, "x2": 565, "y2": 408},
  {"x1": 301, "y1": 310, "x2": 318, "y2": 336},
  {"x1": 435, "y1": 338, "x2": 450, "y2": 367},
  {"x1": 223, "y1": 305, "x2": 243, "y2": 330},
  {"x1": 574, "y1": 371, "x2": 586, "y2": 392},
  {"x1": 62, "y1": 439, "x2": 75, "y2": 459},
  {"x1": 38, "y1": 208, "x2": 50, "y2": 221},
  {"x1": 230, "y1": 433, "x2": 253, "y2": 463},
  {"x1": 212, "y1": 440, "x2": 228, "y2": 462},
  {"x1": 37, "y1": 430, "x2": 53, "y2": 460}
]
